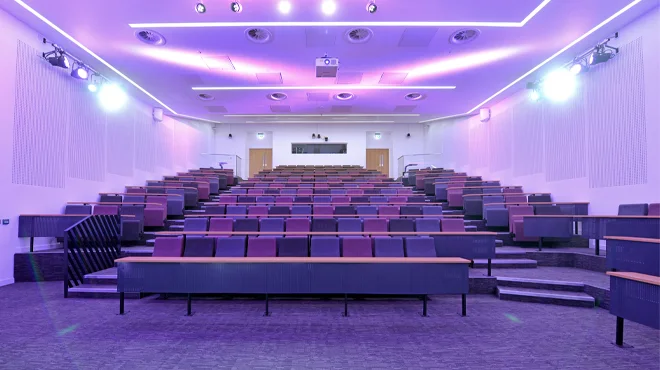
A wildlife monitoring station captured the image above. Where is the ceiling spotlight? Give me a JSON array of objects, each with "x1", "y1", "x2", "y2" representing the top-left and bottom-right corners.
[
  {"x1": 316, "y1": 133, "x2": 321, "y2": 138},
  {"x1": 44, "y1": 52, "x2": 69, "y2": 69},
  {"x1": 589, "y1": 49, "x2": 615, "y2": 66},
  {"x1": 195, "y1": 3, "x2": 207, "y2": 13},
  {"x1": 312, "y1": 133, "x2": 317, "y2": 139},
  {"x1": 278, "y1": 1, "x2": 292, "y2": 14},
  {"x1": 366, "y1": 1, "x2": 377, "y2": 13},
  {"x1": 321, "y1": 0, "x2": 336, "y2": 15},
  {"x1": 71, "y1": 63, "x2": 89, "y2": 80},
  {"x1": 569, "y1": 62, "x2": 585, "y2": 76},
  {"x1": 230, "y1": 1, "x2": 242, "y2": 13},
  {"x1": 324, "y1": 137, "x2": 329, "y2": 142},
  {"x1": 541, "y1": 69, "x2": 576, "y2": 102},
  {"x1": 228, "y1": 133, "x2": 233, "y2": 138},
  {"x1": 98, "y1": 83, "x2": 128, "y2": 112},
  {"x1": 406, "y1": 133, "x2": 411, "y2": 138}
]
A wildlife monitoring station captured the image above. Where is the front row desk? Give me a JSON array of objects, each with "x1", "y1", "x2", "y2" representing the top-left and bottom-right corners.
[
  {"x1": 116, "y1": 257, "x2": 470, "y2": 317},
  {"x1": 523, "y1": 215, "x2": 660, "y2": 255}
]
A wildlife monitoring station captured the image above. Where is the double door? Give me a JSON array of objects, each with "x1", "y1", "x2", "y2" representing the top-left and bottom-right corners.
[
  {"x1": 249, "y1": 148, "x2": 273, "y2": 178},
  {"x1": 366, "y1": 149, "x2": 389, "y2": 176}
]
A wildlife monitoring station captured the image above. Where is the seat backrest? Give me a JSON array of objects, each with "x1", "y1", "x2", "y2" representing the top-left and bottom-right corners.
[
  {"x1": 247, "y1": 237, "x2": 277, "y2": 257},
  {"x1": 297, "y1": 188, "x2": 313, "y2": 195},
  {"x1": 388, "y1": 196, "x2": 407, "y2": 204},
  {"x1": 209, "y1": 218, "x2": 233, "y2": 233},
  {"x1": 346, "y1": 189, "x2": 363, "y2": 195},
  {"x1": 334, "y1": 205, "x2": 356, "y2": 215},
  {"x1": 505, "y1": 195, "x2": 527, "y2": 204},
  {"x1": 64, "y1": 204, "x2": 92, "y2": 215},
  {"x1": 312, "y1": 218, "x2": 337, "y2": 232},
  {"x1": 146, "y1": 196, "x2": 167, "y2": 208},
  {"x1": 124, "y1": 195, "x2": 145, "y2": 203},
  {"x1": 291, "y1": 205, "x2": 311, "y2": 215},
  {"x1": 400, "y1": 205, "x2": 421, "y2": 217},
  {"x1": 218, "y1": 195, "x2": 236, "y2": 205},
  {"x1": 378, "y1": 205, "x2": 400, "y2": 218},
  {"x1": 248, "y1": 205, "x2": 268, "y2": 217},
  {"x1": 422, "y1": 206, "x2": 443, "y2": 217},
  {"x1": 440, "y1": 218, "x2": 465, "y2": 232},
  {"x1": 529, "y1": 194, "x2": 552, "y2": 203},
  {"x1": 310, "y1": 237, "x2": 340, "y2": 257},
  {"x1": 356, "y1": 205, "x2": 378, "y2": 217},
  {"x1": 276, "y1": 196, "x2": 294, "y2": 205},
  {"x1": 508, "y1": 205, "x2": 534, "y2": 220},
  {"x1": 269, "y1": 205, "x2": 290, "y2": 215},
  {"x1": 407, "y1": 195, "x2": 426, "y2": 203},
  {"x1": 330, "y1": 189, "x2": 347, "y2": 195},
  {"x1": 618, "y1": 203, "x2": 649, "y2": 216},
  {"x1": 313, "y1": 196, "x2": 331, "y2": 204},
  {"x1": 415, "y1": 218, "x2": 440, "y2": 232},
  {"x1": 649, "y1": 203, "x2": 660, "y2": 216},
  {"x1": 286, "y1": 218, "x2": 310, "y2": 232},
  {"x1": 338, "y1": 218, "x2": 362, "y2": 233},
  {"x1": 256, "y1": 196, "x2": 275, "y2": 204},
  {"x1": 183, "y1": 236, "x2": 215, "y2": 257},
  {"x1": 184, "y1": 217, "x2": 208, "y2": 231},
  {"x1": 93, "y1": 205, "x2": 119, "y2": 215},
  {"x1": 364, "y1": 218, "x2": 388, "y2": 232},
  {"x1": 237, "y1": 196, "x2": 256, "y2": 204},
  {"x1": 99, "y1": 195, "x2": 122, "y2": 203},
  {"x1": 534, "y1": 205, "x2": 563, "y2": 215},
  {"x1": 234, "y1": 218, "x2": 259, "y2": 232},
  {"x1": 373, "y1": 237, "x2": 404, "y2": 257},
  {"x1": 370, "y1": 196, "x2": 388, "y2": 204},
  {"x1": 331, "y1": 196, "x2": 350, "y2": 204},
  {"x1": 380, "y1": 189, "x2": 397, "y2": 195},
  {"x1": 280, "y1": 189, "x2": 297, "y2": 195},
  {"x1": 313, "y1": 205, "x2": 334, "y2": 216},
  {"x1": 341, "y1": 237, "x2": 373, "y2": 257},
  {"x1": 247, "y1": 188, "x2": 264, "y2": 195},
  {"x1": 152, "y1": 237, "x2": 184, "y2": 257},
  {"x1": 405, "y1": 237, "x2": 436, "y2": 257},
  {"x1": 226, "y1": 205, "x2": 247, "y2": 218},
  {"x1": 260, "y1": 218, "x2": 284, "y2": 233},
  {"x1": 389, "y1": 218, "x2": 414, "y2": 232}
]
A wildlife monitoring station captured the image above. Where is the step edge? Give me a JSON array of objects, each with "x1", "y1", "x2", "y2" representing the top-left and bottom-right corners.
[
  {"x1": 497, "y1": 287, "x2": 594, "y2": 302},
  {"x1": 496, "y1": 276, "x2": 584, "y2": 287}
]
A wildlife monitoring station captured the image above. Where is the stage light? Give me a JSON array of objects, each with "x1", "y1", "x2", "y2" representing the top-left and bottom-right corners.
[
  {"x1": 541, "y1": 69, "x2": 576, "y2": 102},
  {"x1": 321, "y1": 0, "x2": 336, "y2": 15},
  {"x1": 195, "y1": 3, "x2": 206, "y2": 13},
  {"x1": 71, "y1": 63, "x2": 89, "y2": 80},
  {"x1": 98, "y1": 83, "x2": 128, "y2": 112},
  {"x1": 588, "y1": 49, "x2": 614, "y2": 65},
  {"x1": 230, "y1": 2, "x2": 242, "y2": 13},
  {"x1": 278, "y1": 1, "x2": 292, "y2": 14},
  {"x1": 569, "y1": 63, "x2": 584, "y2": 75},
  {"x1": 88, "y1": 83, "x2": 98, "y2": 93},
  {"x1": 45, "y1": 53, "x2": 69, "y2": 69},
  {"x1": 366, "y1": 1, "x2": 377, "y2": 13}
]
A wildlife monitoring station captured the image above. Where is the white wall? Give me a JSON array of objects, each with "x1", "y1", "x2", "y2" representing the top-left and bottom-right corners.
[
  {"x1": 424, "y1": 7, "x2": 660, "y2": 215},
  {"x1": 0, "y1": 8, "x2": 211, "y2": 286},
  {"x1": 215, "y1": 123, "x2": 425, "y2": 178}
]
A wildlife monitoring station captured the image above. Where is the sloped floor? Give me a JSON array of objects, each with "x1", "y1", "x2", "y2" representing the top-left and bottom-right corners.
[{"x1": 0, "y1": 281, "x2": 657, "y2": 370}]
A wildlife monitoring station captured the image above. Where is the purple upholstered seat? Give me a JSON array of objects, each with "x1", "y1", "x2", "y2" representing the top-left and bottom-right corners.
[
  {"x1": 415, "y1": 218, "x2": 441, "y2": 233},
  {"x1": 276, "y1": 196, "x2": 294, "y2": 205},
  {"x1": 388, "y1": 196, "x2": 407, "y2": 204},
  {"x1": 310, "y1": 237, "x2": 340, "y2": 257},
  {"x1": 65, "y1": 204, "x2": 92, "y2": 215},
  {"x1": 152, "y1": 237, "x2": 184, "y2": 257},
  {"x1": 204, "y1": 205, "x2": 225, "y2": 215},
  {"x1": 235, "y1": 218, "x2": 259, "y2": 233},
  {"x1": 440, "y1": 218, "x2": 465, "y2": 232},
  {"x1": 247, "y1": 188, "x2": 264, "y2": 195},
  {"x1": 291, "y1": 205, "x2": 312, "y2": 216},
  {"x1": 407, "y1": 195, "x2": 426, "y2": 203},
  {"x1": 209, "y1": 218, "x2": 233, "y2": 235},
  {"x1": 218, "y1": 195, "x2": 236, "y2": 205},
  {"x1": 618, "y1": 203, "x2": 649, "y2": 216},
  {"x1": 338, "y1": 218, "x2": 362, "y2": 235},
  {"x1": 331, "y1": 196, "x2": 350, "y2": 204},
  {"x1": 260, "y1": 218, "x2": 284, "y2": 235},
  {"x1": 183, "y1": 236, "x2": 215, "y2": 257},
  {"x1": 356, "y1": 205, "x2": 378, "y2": 218},
  {"x1": 330, "y1": 189, "x2": 347, "y2": 195},
  {"x1": 370, "y1": 196, "x2": 388, "y2": 204},
  {"x1": 364, "y1": 218, "x2": 388, "y2": 233},
  {"x1": 341, "y1": 237, "x2": 373, "y2": 257},
  {"x1": 373, "y1": 237, "x2": 404, "y2": 257},
  {"x1": 237, "y1": 196, "x2": 256, "y2": 204},
  {"x1": 313, "y1": 196, "x2": 331, "y2": 204},
  {"x1": 405, "y1": 237, "x2": 437, "y2": 257},
  {"x1": 334, "y1": 205, "x2": 355, "y2": 216},
  {"x1": 313, "y1": 205, "x2": 334, "y2": 216},
  {"x1": 281, "y1": 189, "x2": 297, "y2": 195},
  {"x1": 286, "y1": 218, "x2": 310, "y2": 232},
  {"x1": 277, "y1": 237, "x2": 308, "y2": 257},
  {"x1": 226, "y1": 205, "x2": 247, "y2": 219},
  {"x1": 422, "y1": 206, "x2": 443, "y2": 218},
  {"x1": 400, "y1": 205, "x2": 422, "y2": 218},
  {"x1": 312, "y1": 218, "x2": 337, "y2": 233},
  {"x1": 247, "y1": 237, "x2": 277, "y2": 257},
  {"x1": 380, "y1": 189, "x2": 397, "y2": 195},
  {"x1": 649, "y1": 203, "x2": 660, "y2": 216},
  {"x1": 248, "y1": 205, "x2": 268, "y2": 218},
  {"x1": 509, "y1": 205, "x2": 537, "y2": 241},
  {"x1": 389, "y1": 218, "x2": 414, "y2": 232},
  {"x1": 351, "y1": 196, "x2": 369, "y2": 204},
  {"x1": 378, "y1": 205, "x2": 400, "y2": 219},
  {"x1": 269, "y1": 205, "x2": 290, "y2": 216},
  {"x1": 256, "y1": 196, "x2": 275, "y2": 205},
  {"x1": 215, "y1": 236, "x2": 246, "y2": 257}
]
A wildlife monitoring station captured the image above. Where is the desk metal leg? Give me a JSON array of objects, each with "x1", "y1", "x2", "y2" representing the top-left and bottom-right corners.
[
  {"x1": 186, "y1": 294, "x2": 192, "y2": 316},
  {"x1": 422, "y1": 295, "x2": 428, "y2": 317},
  {"x1": 615, "y1": 317, "x2": 624, "y2": 346},
  {"x1": 343, "y1": 293, "x2": 349, "y2": 317},
  {"x1": 461, "y1": 294, "x2": 467, "y2": 317},
  {"x1": 264, "y1": 294, "x2": 271, "y2": 317},
  {"x1": 119, "y1": 292, "x2": 125, "y2": 315},
  {"x1": 487, "y1": 259, "x2": 492, "y2": 277},
  {"x1": 538, "y1": 238, "x2": 543, "y2": 251},
  {"x1": 595, "y1": 239, "x2": 600, "y2": 256}
]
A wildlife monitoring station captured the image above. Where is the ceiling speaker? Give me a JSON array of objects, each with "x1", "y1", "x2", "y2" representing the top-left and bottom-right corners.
[
  {"x1": 153, "y1": 108, "x2": 163, "y2": 122},
  {"x1": 479, "y1": 108, "x2": 491, "y2": 123}
]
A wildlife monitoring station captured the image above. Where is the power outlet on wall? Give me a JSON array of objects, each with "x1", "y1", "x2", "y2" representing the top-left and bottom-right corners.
[{"x1": 2, "y1": 219, "x2": 9, "y2": 225}]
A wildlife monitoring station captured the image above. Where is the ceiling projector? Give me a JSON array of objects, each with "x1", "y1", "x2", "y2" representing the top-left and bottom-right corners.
[{"x1": 315, "y1": 56, "x2": 339, "y2": 78}]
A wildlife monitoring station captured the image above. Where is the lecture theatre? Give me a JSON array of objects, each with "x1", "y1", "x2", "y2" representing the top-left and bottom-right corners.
[{"x1": 0, "y1": 0, "x2": 659, "y2": 368}]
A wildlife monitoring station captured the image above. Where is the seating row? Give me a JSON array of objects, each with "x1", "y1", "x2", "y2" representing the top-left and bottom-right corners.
[
  {"x1": 218, "y1": 195, "x2": 426, "y2": 204},
  {"x1": 230, "y1": 188, "x2": 414, "y2": 195},
  {"x1": 618, "y1": 203, "x2": 660, "y2": 216},
  {"x1": 200, "y1": 204, "x2": 447, "y2": 219},
  {"x1": 182, "y1": 217, "x2": 465, "y2": 233},
  {"x1": 235, "y1": 183, "x2": 401, "y2": 188}
]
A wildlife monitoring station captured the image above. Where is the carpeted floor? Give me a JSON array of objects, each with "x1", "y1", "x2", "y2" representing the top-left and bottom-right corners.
[{"x1": 0, "y1": 282, "x2": 658, "y2": 369}]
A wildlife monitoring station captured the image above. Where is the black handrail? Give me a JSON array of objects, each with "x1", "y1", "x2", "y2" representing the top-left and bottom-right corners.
[{"x1": 63, "y1": 215, "x2": 121, "y2": 297}]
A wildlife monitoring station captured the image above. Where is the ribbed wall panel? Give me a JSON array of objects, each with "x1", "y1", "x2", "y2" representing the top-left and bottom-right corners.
[
  {"x1": 468, "y1": 122, "x2": 489, "y2": 169},
  {"x1": 585, "y1": 37, "x2": 647, "y2": 188},
  {"x1": 512, "y1": 99, "x2": 544, "y2": 176},
  {"x1": 134, "y1": 112, "x2": 157, "y2": 172},
  {"x1": 67, "y1": 84, "x2": 106, "y2": 182},
  {"x1": 11, "y1": 41, "x2": 67, "y2": 188},
  {"x1": 488, "y1": 110, "x2": 512, "y2": 172},
  {"x1": 106, "y1": 104, "x2": 135, "y2": 177}
]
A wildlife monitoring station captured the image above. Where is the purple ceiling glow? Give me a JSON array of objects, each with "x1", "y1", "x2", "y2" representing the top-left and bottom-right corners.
[{"x1": 5, "y1": 0, "x2": 656, "y2": 123}]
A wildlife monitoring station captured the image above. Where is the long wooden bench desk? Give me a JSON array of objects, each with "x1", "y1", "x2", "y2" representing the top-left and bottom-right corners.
[
  {"x1": 607, "y1": 271, "x2": 660, "y2": 346},
  {"x1": 115, "y1": 256, "x2": 471, "y2": 317}
]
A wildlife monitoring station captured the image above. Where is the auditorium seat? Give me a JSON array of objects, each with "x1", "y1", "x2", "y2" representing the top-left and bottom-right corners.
[
  {"x1": 310, "y1": 237, "x2": 340, "y2": 257},
  {"x1": 338, "y1": 218, "x2": 362, "y2": 234},
  {"x1": 214, "y1": 235, "x2": 245, "y2": 257},
  {"x1": 226, "y1": 205, "x2": 247, "y2": 219},
  {"x1": 184, "y1": 217, "x2": 208, "y2": 231},
  {"x1": 415, "y1": 218, "x2": 440, "y2": 233},
  {"x1": 407, "y1": 195, "x2": 426, "y2": 203},
  {"x1": 269, "y1": 205, "x2": 290, "y2": 216},
  {"x1": 364, "y1": 218, "x2": 388, "y2": 233},
  {"x1": 124, "y1": 195, "x2": 145, "y2": 203},
  {"x1": 483, "y1": 195, "x2": 508, "y2": 227},
  {"x1": 351, "y1": 196, "x2": 369, "y2": 203},
  {"x1": 205, "y1": 205, "x2": 225, "y2": 215},
  {"x1": 341, "y1": 237, "x2": 373, "y2": 257},
  {"x1": 276, "y1": 196, "x2": 294, "y2": 205},
  {"x1": 529, "y1": 194, "x2": 552, "y2": 203},
  {"x1": 400, "y1": 205, "x2": 422, "y2": 218},
  {"x1": 256, "y1": 196, "x2": 274, "y2": 205},
  {"x1": 374, "y1": 237, "x2": 405, "y2": 257},
  {"x1": 235, "y1": 218, "x2": 259, "y2": 233},
  {"x1": 209, "y1": 218, "x2": 233, "y2": 235},
  {"x1": 422, "y1": 206, "x2": 443, "y2": 218},
  {"x1": 440, "y1": 218, "x2": 465, "y2": 232},
  {"x1": 183, "y1": 236, "x2": 215, "y2": 257},
  {"x1": 152, "y1": 237, "x2": 184, "y2": 257},
  {"x1": 120, "y1": 205, "x2": 144, "y2": 242},
  {"x1": 291, "y1": 205, "x2": 311, "y2": 216},
  {"x1": 404, "y1": 237, "x2": 436, "y2": 257},
  {"x1": 64, "y1": 204, "x2": 92, "y2": 215},
  {"x1": 313, "y1": 205, "x2": 333, "y2": 216},
  {"x1": 93, "y1": 205, "x2": 119, "y2": 215},
  {"x1": 312, "y1": 218, "x2": 337, "y2": 233},
  {"x1": 314, "y1": 196, "x2": 331, "y2": 204},
  {"x1": 505, "y1": 194, "x2": 527, "y2": 204},
  {"x1": 260, "y1": 218, "x2": 284, "y2": 236},
  {"x1": 388, "y1": 196, "x2": 407, "y2": 204},
  {"x1": 99, "y1": 195, "x2": 122, "y2": 203},
  {"x1": 509, "y1": 205, "x2": 537, "y2": 241},
  {"x1": 247, "y1": 188, "x2": 264, "y2": 195},
  {"x1": 218, "y1": 195, "x2": 236, "y2": 205},
  {"x1": 356, "y1": 205, "x2": 377, "y2": 218},
  {"x1": 286, "y1": 218, "x2": 310, "y2": 232},
  {"x1": 281, "y1": 189, "x2": 297, "y2": 195},
  {"x1": 378, "y1": 205, "x2": 399, "y2": 219},
  {"x1": 248, "y1": 205, "x2": 268, "y2": 217},
  {"x1": 238, "y1": 196, "x2": 256, "y2": 204},
  {"x1": 331, "y1": 196, "x2": 350, "y2": 204},
  {"x1": 389, "y1": 218, "x2": 415, "y2": 232},
  {"x1": 335, "y1": 205, "x2": 356, "y2": 215},
  {"x1": 166, "y1": 189, "x2": 185, "y2": 216},
  {"x1": 247, "y1": 237, "x2": 277, "y2": 257},
  {"x1": 370, "y1": 196, "x2": 388, "y2": 204},
  {"x1": 277, "y1": 237, "x2": 308, "y2": 256},
  {"x1": 649, "y1": 203, "x2": 660, "y2": 216},
  {"x1": 618, "y1": 203, "x2": 648, "y2": 216}
]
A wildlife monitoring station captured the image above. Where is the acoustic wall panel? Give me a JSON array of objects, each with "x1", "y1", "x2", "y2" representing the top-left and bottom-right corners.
[
  {"x1": 454, "y1": 122, "x2": 469, "y2": 168},
  {"x1": 488, "y1": 110, "x2": 512, "y2": 172},
  {"x1": 156, "y1": 123, "x2": 174, "y2": 169},
  {"x1": 543, "y1": 81, "x2": 586, "y2": 182},
  {"x1": 512, "y1": 99, "x2": 544, "y2": 176},
  {"x1": 468, "y1": 121, "x2": 489, "y2": 169},
  {"x1": 11, "y1": 41, "x2": 67, "y2": 188},
  {"x1": 106, "y1": 104, "x2": 135, "y2": 177},
  {"x1": 67, "y1": 84, "x2": 106, "y2": 182},
  {"x1": 134, "y1": 111, "x2": 157, "y2": 172},
  {"x1": 585, "y1": 37, "x2": 647, "y2": 188}
]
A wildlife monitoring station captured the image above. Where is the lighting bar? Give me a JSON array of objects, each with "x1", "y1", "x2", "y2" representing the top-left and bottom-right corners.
[
  {"x1": 167, "y1": 113, "x2": 223, "y2": 124},
  {"x1": 14, "y1": 0, "x2": 177, "y2": 114},
  {"x1": 466, "y1": 0, "x2": 642, "y2": 114},
  {"x1": 193, "y1": 86, "x2": 455, "y2": 91},
  {"x1": 224, "y1": 114, "x2": 419, "y2": 117},
  {"x1": 419, "y1": 113, "x2": 476, "y2": 124},
  {"x1": 245, "y1": 121, "x2": 396, "y2": 124}
]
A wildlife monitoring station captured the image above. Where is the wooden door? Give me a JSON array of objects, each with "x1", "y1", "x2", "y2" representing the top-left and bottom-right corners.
[
  {"x1": 366, "y1": 149, "x2": 389, "y2": 176},
  {"x1": 249, "y1": 148, "x2": 273, "y2": 178}
]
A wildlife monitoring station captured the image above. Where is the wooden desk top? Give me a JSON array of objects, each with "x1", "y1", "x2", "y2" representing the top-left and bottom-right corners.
[
  {"x1": 20, "y1": 214, "x2": 89, "y2": 217},
  {"x1": 126, "y1": 185, "x2": 197, "y2": 190},
  {"x1": 604, "y1": 236, "x2": 660, "y2": 244},
  {"x1": 115, "y1": 256, "x2": 471, "y2": 264},
  {"x1": 606, "y1": 271, "x2": 660, "y2": 286},
  {"x1": 210, "y1": 202, "x2": 437, "y2": 206},
  {"x1": 462, "y1": 193, "x2": 552, "y2": 198},
  {"x1": 155, "y1": 231, "x2": 495, "y2": 236},
  {"x1": 68, "y1": 202, "x2": 161, "y2": 206},
  {"x1": 447, "y1": 185, "x2": 522, "y2": 191},
  {"x1": 486, "y1": 202, "x2": 589, "y2": 205},
  {"x1": 184, "y1": 214, "x2": 465, "y2": 218},
  {"x1": 523, "y1": 215, "x2": 660, "y2": 219}
]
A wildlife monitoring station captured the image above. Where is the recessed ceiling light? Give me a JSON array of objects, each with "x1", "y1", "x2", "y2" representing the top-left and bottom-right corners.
[
  {"x1": 195, "y1": 3, "x2": 206, "y2": 14},
  {"x1": 321, "y1": 0, "x2": 336, "y2": 15},
  {"x1": 230, "y1": 2, "x2": 242, "y2": 13},
  {"x1": 405, "y1": 93, "x2": 426, "y2": 101},
  {"x1": 278, "y1": 1, "x2": 292, "y2": 14},
  {"x1": 198, "y1": 93, "x2": 215, "y2": 101},
  {"x1": 267, "y1": 92, "x2": 288, "y2": 101},
  {"x1": 334, "y1": 92, "x2": 355, "y2": 101}
]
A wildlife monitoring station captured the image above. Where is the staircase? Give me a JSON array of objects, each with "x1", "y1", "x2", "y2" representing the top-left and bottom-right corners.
[
  {"x1": 68, "y1": 267, "x2": 140, "y2": 299},
  {"x1": 474, "y1": 249, "x2": 538, "y2": 269},
  {"x1": 495, "y1": 277, "x2": 595, "y2": 308}
]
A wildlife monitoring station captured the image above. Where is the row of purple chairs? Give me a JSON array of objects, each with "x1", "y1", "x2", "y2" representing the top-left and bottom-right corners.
[
  {"x1": 154, "y1": 236, "x2": 436, "y2": 258},
  {"x1": 236, "y1": 183, "x2": 401, "y2": 189},
  {"x1": 230, "y1": 188, "x2": 413, "y2": 195},
  {"x1": 183, "y1": 217, "x2": 465, "y2": 233},
  {"x1": 217, "y1": 195, "x2": 426, "y2": 204},
  {"x1": 201, "y1": 204, "x2": 445, "y2": 218}
]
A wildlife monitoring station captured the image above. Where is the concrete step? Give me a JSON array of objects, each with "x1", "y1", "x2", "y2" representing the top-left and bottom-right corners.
[
  {"x1": 184, "y1": 209, "x2": 206, "y2": 215},
  {"x1": 68, "y1": 284, "x2": 141, "y2": 299},
  {"x1": 496, "y1": 277, "x2": 585, "y2": 292},
  {"x1": 473, "y1": 258, "x2": 537, "y2": 269},
  {"x1": 495, "y1": 240, "x2": 504, "y2": 248},
  {"x1": 495, "y1": 250, "x2": 529, "y2": 259},
  {"x1": 496, "y1": 287, "x2": 594, "y2": 308},
  {"x1": 84, "y1": 268, "x2": 118, "y2": 285}
]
